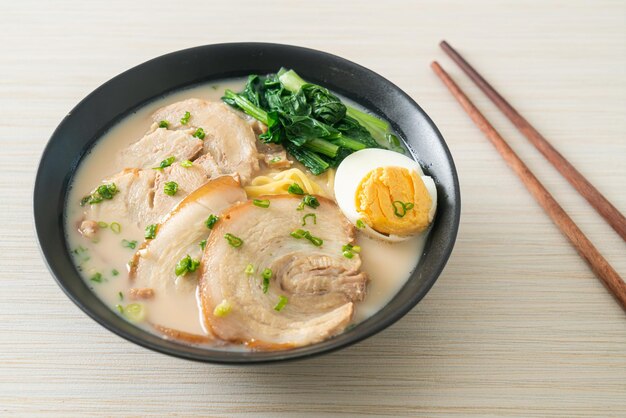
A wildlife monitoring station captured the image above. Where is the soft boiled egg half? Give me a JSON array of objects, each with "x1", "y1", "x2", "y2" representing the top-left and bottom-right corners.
[{"x1": 334, "y1": 149, "x2": 437, "y2": 242}]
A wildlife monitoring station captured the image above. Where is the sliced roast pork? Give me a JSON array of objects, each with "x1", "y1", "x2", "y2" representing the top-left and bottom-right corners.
[
  {"x1": 199, "y1": 195, "x2": 368, "y2": 349},
  {"x1": 128, "y1": 176, "x2": 246, "y2": 335},
  {"x1": 117, "y1": 127, "x2": 203, "y2": 169},
  {"x1": 151, "y1": 99, "x2": 259, "y2": 183},
  {"x1": 81, "y1": 163, "x2": 210, "y2": 229}
]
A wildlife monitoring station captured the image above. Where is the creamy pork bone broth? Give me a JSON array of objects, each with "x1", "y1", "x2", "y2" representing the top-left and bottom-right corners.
[{"x1": 66, "y1": 73, "x2": 435, "y2": 350}]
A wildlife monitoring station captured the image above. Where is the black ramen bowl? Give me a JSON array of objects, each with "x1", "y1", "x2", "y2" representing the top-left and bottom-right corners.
[{"x1": 34, "y1": 43, "x2": 460, "y2": 364}]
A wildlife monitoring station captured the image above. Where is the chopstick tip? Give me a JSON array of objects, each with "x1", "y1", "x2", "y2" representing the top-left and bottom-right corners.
[{"x1": 439, "y1": 40, "x2": 449, "y2": 48}]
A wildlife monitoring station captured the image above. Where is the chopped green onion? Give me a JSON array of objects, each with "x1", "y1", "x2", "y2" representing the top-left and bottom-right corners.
[
  {"x1": 253, "y1": 199, "x2": 270, "y2": 208},
  {"x1": 115, "y1": 304, "x2": 124, "y2": 314},
  {"x1": 175, "y1": 255, "x2": 200, "y2": 276},
  {"x1": 269, "y1": 156, "x2": 282, "y2": 163},
  {"x1": 90, "y1": 272, "x2": 103, "y2": 283},
  {"x1": 290, "y1": 229, "x2": 323, "y2": 247},
  {"x1": 351, "y1": 245, "x2": 361, "y2": 253},
  {"x1": 145, "y1": 224, "x2": 157, "y2": 239},
  {"x1": 121, "y1": 239, "x2": 138, "y2": 249},
  {"x1": 111, "y1": 269, "x2": 119, "y2": 276},
  {"x1": 153, "y1": 156, "x2": 175, "y2": 170},
  {"x1": 274, "y1": 295, "x2": 288, "y2": 312},
  {"x1": 164, "y1": 181, "x2": 178, "y2": 196},
  {"x1": 118, "y1": 291, "x2": 124, "y2": 301},
  {"x1": 110, "y1": 222, "x2": 121, "y2": 234},
  {"x1": 199, "y1": 239, "x2": 207, "y2": 250},
  {"x1": 192, "y1": 127, "x2": 205, "y2": 139},
  {"x1": 302, "y1": 213, "x2": 317, "y2": 226},
  {"x1": 213, "y1": 300, "x2": 232, "y2": 317},
  {"x1": 302, "y1": 195, "x2": 320, "y2": 209},
  {"x1": 97, "y1": 221, "x2": 108, "y2": 228},
  {"x1": 180, "y1": 111, "x2": 191, "y2": 125},
  {"x1": 158, "y1": 120, "x2": 169, "y2": 128},
  {"x1": 245, "y1": 264, "x2": 255, "y2": 275},
  {"x1": 392, "y1": 201, "x2": 414, "y2": 218},
  {"x1": 262, "y1": 268, "x2": 272, "y2": 293},
  {"x1": 181, "y1": 160, "x2": 193, "y2": 168},
  {"x1": 224, "y1": 233, "x2": 243, "y2": 248},
  {"x1": 123, "y1": 303, "x2": 146, "y2": 322},
  {"x1": 290, "y1": 229, "x2": 306, "y2": 239},
  {"x1": 343, "y1": 251, "x2": 354, "y2": 259},
  {"x1": 80, "y1": 183, "x2": 118, "y2": 205},
  {"x1": 296, "y1": 202, "x2": 305, "y2": 211},
  {"x1": 342, "y1": 243, "x2": 361, "y2": 258},
  {"x1": 205, "y1": 214, "x2": 219, "y2": 229},
  {"x1": 288, "y1": 183, "x2": 305, "y2": 195},
  {"x1": 356, "y1": 219, "x2": 366, "y2": 229}
]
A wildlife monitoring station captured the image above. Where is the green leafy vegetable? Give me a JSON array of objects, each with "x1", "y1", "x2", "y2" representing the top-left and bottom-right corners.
[
  {"x1": 163, "y1": 181, "x2": 178, "y2": 196},
  {"x1": 222, "y1": 68, "x2": 402, "y2": 174},
  {"x1": 175, "y1": 255, "x2": 200, "y2": 276},
  {"x1": 302, "y1": 195, "x2": 320, "y2": 209}
]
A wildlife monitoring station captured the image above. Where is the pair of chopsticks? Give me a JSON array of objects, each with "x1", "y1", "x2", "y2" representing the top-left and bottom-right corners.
[{"x1": 431, "y1": 41, "x2": 626, "y2": 312}]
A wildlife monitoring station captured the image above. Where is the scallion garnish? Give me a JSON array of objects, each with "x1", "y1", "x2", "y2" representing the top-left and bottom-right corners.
[
  {"x1": 224, "y1": 233, "x2": 243, "y2": 248},
  {"x1": 122, "y1": 239, "x2": 138, "y2": 249},
  {"x1": 97, "y1": 221, "x2": 108, "y2": 228},
  {"x1": 343, "y1": 250, "x2": 354, "y2": 259},
  {"x1": 192, "y1": 127, "x2": 205, "y2": 139},
  {"x1": 90, "y1": 272, "x2": 103, "y2": 283},
  {"x1": 302, "y1": 195, "x2": 320, "y2": 209},
  {"x1": 253, "y1": 199, "x2": 270, "y2": 208},
  {"x1": 245, "y1": 264, "x2": 254, "y2": 275},
  {"x1": 112, "y1": 269, "x2": 119, "y2": 276},
  {"x1": 296, "y1": 202, "x2": 305, "y2": 211},
  {"x1": 180, "y1": 111, "x2": 191, "y2": 125},
  {"x1": 392, "y1": 200, "x2": 414, "y2": 218},
  {"x1": 118, "y1": 291, "x2": 124, "y2": 301},
  {"x1": 302, "y1": 213, "x2": 316, "y2": 226},
  {"x1": 356, "y1": 219, "x2": 366, "y2": 229},
  {"x1": 80, "y1": 183, "x2": 118, "y2": 205},
  {"x1": 262, "y1": 268, "x2": 272, "y2": 293},
  {"x1": 123, "y1": 303, "x2": 146, "y2": 322},
  {"x1": 199, "y1": 239, "x2": 207, "y2": 250},
  {"x1": 213, "y1": 300, "x2": 232, "y2": 317},
  {"x1": 180, "y1": 160, "x2": 193, "y2": 168},
  {"x1": 153, "y1": 156, "x2": 175, "y2": 170},
  {"x1": 145, "y1": 224, "x2": 157, "y2": 239},
  {"x1": 342, "y1": 243, "x2": 361, "y2": 258},
  {"x1": 175, "y1": 254, "x2": 200, "y2": 276},
  {"x1": 115, "y1": 304, "x2": 124, "y2": 314},
  {"x1": 288, "y1": 183, "x2": 305, "y2": 195},
  {"x1": 274, "y1": 295, "x2": 288, "y2": 312},
  {"x1": 110, "y1": 222, "x2": 121, "y2": 234},
  {"x1": 158, "y1": 120, "x2": 169, "y2": 128},
  {"x1": 205, "y1": 214, "x2": 219, "y2": 229},
  {"x1": 290, "y1": 229, "x2": 323, "y2": 246},
  {"x1": 164, "y1": 181, "x2": 178, "y2": 196}
]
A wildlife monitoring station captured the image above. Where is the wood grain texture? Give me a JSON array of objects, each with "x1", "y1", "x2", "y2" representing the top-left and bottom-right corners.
[
  {"x1": 1, "y1": 0, "x2": 625, "y2": 417},
  {"x1": 431, "y1": 61, "x2": 626, "y2": 310},
  {"x1": 439, "y1": 40, "x2": 626, "y2": 241}
]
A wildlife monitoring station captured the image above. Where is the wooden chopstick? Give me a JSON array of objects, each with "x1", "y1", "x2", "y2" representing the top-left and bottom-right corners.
[
  {"x1": 439, "y1": 40, "x2": 626, "y2": 242},
  {"x1": 430, "y1": 61, "x2": 626, "y2": 312}
]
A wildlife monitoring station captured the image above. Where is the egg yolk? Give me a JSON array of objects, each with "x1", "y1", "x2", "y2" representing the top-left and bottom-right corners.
[{"x1": 355, "y1": 166, "x2": 432, "y2": 236}]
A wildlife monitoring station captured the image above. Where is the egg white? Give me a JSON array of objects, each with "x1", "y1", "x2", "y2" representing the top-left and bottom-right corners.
[{"x1": 334, "y1": 149, "x2": 437, "y2": 242}]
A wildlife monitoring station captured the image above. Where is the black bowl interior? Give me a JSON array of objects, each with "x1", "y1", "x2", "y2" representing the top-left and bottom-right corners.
[{"x1": 34, "y1": 43, "x2": 460, "y2": 364}]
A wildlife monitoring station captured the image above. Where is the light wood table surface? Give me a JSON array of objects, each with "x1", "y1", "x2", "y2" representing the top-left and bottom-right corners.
[{"x1": 1, "y1": 1, "x2": 625, "y2": 416}]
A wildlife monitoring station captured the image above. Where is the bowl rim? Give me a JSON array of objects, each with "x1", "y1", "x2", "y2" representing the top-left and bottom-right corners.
[{"x1": 34, "y1": 42, "x2": 461, "y2": 364}]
